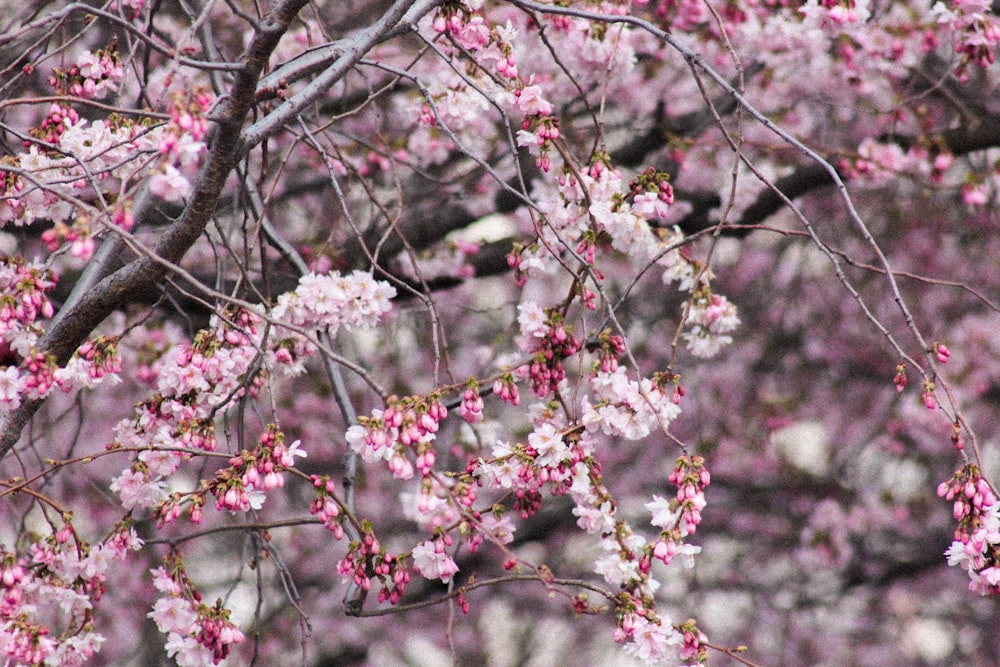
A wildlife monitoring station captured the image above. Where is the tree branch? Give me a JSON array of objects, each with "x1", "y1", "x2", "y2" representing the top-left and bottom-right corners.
[
  {"x1": 0, "y1": 0, "x2": 311, "y2": 459},
  {"x1": 240, "y1": 0, "x2": 439, "y2": 153}
]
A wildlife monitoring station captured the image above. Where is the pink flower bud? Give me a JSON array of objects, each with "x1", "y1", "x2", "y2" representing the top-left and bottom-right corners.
[
  {"x1": 935, "y1": 343, "x2": 951, "y2": 363},
  {"x1": 893, "y1": 363, "x2": 907, "y2": 392},
  {"x1": 922, "y1": 385, "x2": 937, "y2": 410}
]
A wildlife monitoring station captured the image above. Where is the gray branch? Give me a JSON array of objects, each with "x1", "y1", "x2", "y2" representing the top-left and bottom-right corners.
[{"x1": 240, "y1": 0, "x2": 439, "y2": 153}]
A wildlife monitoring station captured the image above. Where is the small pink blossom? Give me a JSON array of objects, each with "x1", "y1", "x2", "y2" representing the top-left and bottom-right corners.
[
  {"x1": 110, "y1": 468, "x2": 167, "y2": 511},
  {"x1": 149, "y1": 164, "x2": 192, "y2": 203},
  {"x1": 411, "y1": 538, "x2": 459, "y2": 583},
  {"x1": 456, "y1": 15, "x2": 491, "y2": 50},
  {"x1": 516, "y1": 84, "x2": 553, "y2": 117},
  {"x1": 963, "y1": 183, "x2": 988, "y2": 206},
  {"x1": 149, "y1": 597, "x2": 199, "y2": 634},
  {"x1": 646, "y1": 494, "x2": 680, "y2": 529},
  {"x1": 478, "y1": 513, "x2": 516, "y2": 544},
  {"x1": 0, "y1": 366, "x2": 24, "y2": 408}
]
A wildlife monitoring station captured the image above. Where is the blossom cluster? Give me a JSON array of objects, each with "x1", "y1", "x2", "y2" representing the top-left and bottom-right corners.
[
  {"x1": 401, "y1": 475, "x2": 469, "y2": 532},
  {"x1": 3, "y1": 45, "x2": 215, "y2": 245},
  {"x1": 0, "y1": 258, "x2": 56, "y2": 353},
  {"x1": 410, "y1": 536, "x2": 460, "y2": 584},
  {"x1": 567, "y1": 447, "x2": 709, "y2": 662},
  {"x1": 0, "y1": 260, "x2": 122, "y2": 409},
  {"x1": 683, "y1": 291, "x2": 741, "y2": 359},
  {"x1": 495, "y1": 61, "x2": 705, "y2": 339},
  {"x1": 349, "y1": 396, "x2": 652, "y2": 623},
  {"x1": 628, "y1": 166, "x2": 675, "y2": 222},
  {"x1": 931, "y1": 0, "x2": 1000, "y2": 72},
  {"x1": 0, "y1": 521, "x2": 141, "y2": 666},
  {"x1": 508, "y1": 159, "x2": 737, "y2": 362},
  {"x1": 514, "y1": 304, "x2": 582, "y2": 397},
  {"x1": 799, "y1": 0, "x2": 872, "y2": 29},
  {"x1": 206, "y1": 427, "x2": 305, "y2": 514},
  {"x1": 148, "y1": 86, "x2": 215, "y2": 203},
  {"x1": 408, "y1": 4, "x2": 525, "y2": 168},
  {"x1": 1, "y1": 46, "x2": 156, "y2": 241},
  {"x1": 97, "y1": 270, "x2": 397, "y2": 660},
  {"x1": 847, "y1": 139, "x2": 960, "y2": 190},
  {"x1": 582, "y1": 367, "x2": 682, "y2": 441},
  {"x1": 271, "y1": 270, "x2": 397, "y2": 367},
  {"x1": 475, "y1": 421, "x2": 582, "y2": 504},
  {"x1": 939, "y1": 463, "x2": 1000, "y2": 594},
  {"x1": 148, "y1": 561, "x2": 245, "y2": 667},
  {"x1": 27, "y1": 48, "x2": 123, "y2": 148},
  {"x1": 2, "y1": 116, "x2": 150, "y2": 249},
  {"x1": 648, "y1": 455, "x2": 710, "y2": 565},
  {"x1": 346, "y1": 393, "x2": 450, "y2": 480},
  {"x1": 28, "y1": 102, "x2": 81, "y2": 147},
  {"x1": 151, "y1": 425, "x2": 306, "y2": 526},
  {"x1": 336, "y1": 522, "x2": 412, "y2": 604},
  {"x1": 585, "y1": 165, "x2": 677, "y2": 265},
  {"x1": 432, "y1": 2, "x2": 519, "y2": 80},
  {"x1": 109, "y1": 313, "x2": 263, "y2": 505},
  {"x1": 110, "y1": 270, "x2": 397, "y2": 514},
  {"x1": 48, "y1": 47, "x2": 124, "y2": 101},
  {"x1": 351, "y1": 401, "x2": 696, "y2": 658},
  {"x1": 309, "y1": 475, "x2": 345, "y2": 538},
  {"x1": 459, "y1": 379, "x2": 485, "y2": 423},
  {"x1": 55, "y1": 336, "x2": 123, "y2": 392},
  {"x1": 466, "y1": 404, "x2": 707, "y2": 662},
  {"x1": 617, "y1": 596, "x2": 682, "y2": 664}
]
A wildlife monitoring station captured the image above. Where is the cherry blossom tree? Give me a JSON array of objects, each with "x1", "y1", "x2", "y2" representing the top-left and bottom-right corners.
[{"x1": 1, "y1": 0, "x2": 999, "y2": 664}]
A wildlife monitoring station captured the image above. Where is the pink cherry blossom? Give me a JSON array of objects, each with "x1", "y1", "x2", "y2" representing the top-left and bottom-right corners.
[
  {"x1": 411, "y1": 539, "x2": 459, "y2": 583},
  {"x1": 4, "y1": 1, "x2": 1000, "y2": 665}
]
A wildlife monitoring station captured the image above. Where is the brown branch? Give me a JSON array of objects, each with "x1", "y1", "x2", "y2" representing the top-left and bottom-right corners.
[{"x1": 0, "y1": 0, "x2": 311, "y2": 460}]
